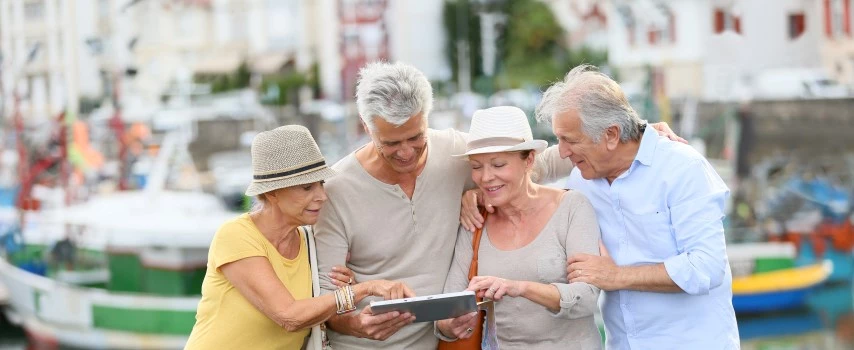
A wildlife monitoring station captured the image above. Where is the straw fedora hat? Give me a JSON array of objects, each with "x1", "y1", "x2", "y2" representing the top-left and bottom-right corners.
[
  {"x1": 245, "y1": 125, "x2": 337, "y2": 196},
  {"x1": 453, "y1": 106, "x2": 547, "y2": 157}
]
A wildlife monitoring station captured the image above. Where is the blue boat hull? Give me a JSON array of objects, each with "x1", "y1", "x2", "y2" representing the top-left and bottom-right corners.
[
  {"x1": 733, "y1": 288, "x2": 810, "y2": 313},
  {"x1": 737, "y1": 311, "x2": 824, "y2": 340}
]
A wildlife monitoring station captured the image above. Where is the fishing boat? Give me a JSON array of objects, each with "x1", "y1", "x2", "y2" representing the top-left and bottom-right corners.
[
  {"x1": 728, "y1": 242, "x2": 833, "y2": 313},
  {"x1": 0, "y1": 190, "x2": 234, "y2": 349},
  {"x1": 731, "y1": 260, "x2": 833, "y2": 313},
  {"x1": 0, "y1": 111, "x2": 241, "y2": 348},
  {"x1": 752, "y1": 160, "x2": 854, "y2": 283}
]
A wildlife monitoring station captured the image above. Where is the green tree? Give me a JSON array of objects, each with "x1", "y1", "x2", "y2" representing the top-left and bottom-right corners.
[
  {"x1": 443, "y1": 0, "x2": 609, "y2": 92},
  {"x1": 234, "y1": 62, "x2": 251, "y2": 89},
  {"x1": 496, "y1": 0, "x2": 566, "y2": 88},
  {"x1": 442, "y1": 0, "x2": 483, "y2": 89},
  {"x1": 195, "y1": 61, "x2": 253, "y2": 94},
  {"x1": 260, "y1": 72, "x2": 307, "y2": 106}
]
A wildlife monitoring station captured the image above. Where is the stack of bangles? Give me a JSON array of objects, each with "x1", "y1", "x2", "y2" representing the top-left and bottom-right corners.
[{"x1": 334, "y1": 285, "x2": 357, "y2": 314}]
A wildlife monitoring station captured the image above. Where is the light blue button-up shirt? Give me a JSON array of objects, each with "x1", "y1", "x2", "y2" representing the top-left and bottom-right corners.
[{"x1": 567, "y1": 126, "x2": 740, "y2": 349}]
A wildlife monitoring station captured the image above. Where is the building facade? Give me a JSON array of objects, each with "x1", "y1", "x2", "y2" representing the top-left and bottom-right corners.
[
  {"x1": 0, "y1": 0, "x2": 326, "y2": 122},
  {"x1": 608, "y1": 0, "x2": 854, "y2": 100},
  {"x1": 314, "y1": 0, "x2": 448, "y2": 101},
  {"x1": 821, "y1": 0, "x2": 854, "y2": 84},
  {"x1": 0, "y1": 0, "x2": 94, "y2": 122},
  {"x1": 107, "y1": 0, "x2": 320, "y2": 107},
  {"x1": 546, "y1": 0, "x2": 609, "y2": 51}
]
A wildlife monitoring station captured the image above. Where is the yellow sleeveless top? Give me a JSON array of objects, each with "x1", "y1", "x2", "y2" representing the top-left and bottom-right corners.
[{"x1": 186, "y1": 214, "x2": 312, "y2": 349}]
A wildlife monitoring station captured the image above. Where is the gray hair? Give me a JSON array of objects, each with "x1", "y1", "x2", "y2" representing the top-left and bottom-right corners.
[
  {"x1": 250, "y1": 195, "x2": 266, "y2": 213},
  {"x1": 356, "y1": 61, "x2": 433, "y2": 131},
  {"x1": 535, "y1": 64, "x2": 643, "y2": 143}
]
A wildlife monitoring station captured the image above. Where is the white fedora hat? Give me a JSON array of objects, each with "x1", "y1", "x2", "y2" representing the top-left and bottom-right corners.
[
  {"x1": 245, "y1": 125, "x2": 337, "y2": 196},
  {"x1": 453, "y1": 106, "x2": 547, "y2": 157}
]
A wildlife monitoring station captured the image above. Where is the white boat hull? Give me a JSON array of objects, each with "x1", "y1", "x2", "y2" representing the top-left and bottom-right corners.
[
  {"x1": 0, "y1": 258, "x2": 199, "y2": 349},
  {"x1": 0, "y1": 280, "x2": 7, "y2": 306}
]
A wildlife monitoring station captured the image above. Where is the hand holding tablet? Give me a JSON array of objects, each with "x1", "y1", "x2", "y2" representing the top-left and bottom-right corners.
[{"x1": 369, "y1": 291, "x2": 478, "y2": 322}]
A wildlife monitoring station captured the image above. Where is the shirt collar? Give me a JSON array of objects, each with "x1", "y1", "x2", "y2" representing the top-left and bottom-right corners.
[{"x1": 634, "y1": 122, "x2": 658, "y2": 167}]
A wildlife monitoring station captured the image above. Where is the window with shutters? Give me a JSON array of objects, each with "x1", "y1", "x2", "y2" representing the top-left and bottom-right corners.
[
  {"x1": 789, "y1": 13, "x2": 806, "y2": 39},
  {"x1": 648, "y1": 11, "x2": 676, "y2": 45},
  {"x1": 846, "y1": 0, "x2": 852, "y2": 35},
  {"x1": 617, "y1": 5, "x2": 637, "y2": 46},
  {"x1": 850, "y1": 0, "x2": 854, "y2": 35},
  {"x1": 833, "y1": 0, "x2": 845, "y2": 36},
  {"x1": 826, "y1": 0, "x2": 851, "y2": 37},
  {"x1": 713, "y1": 8, "x2": 741, "y2": 34}
]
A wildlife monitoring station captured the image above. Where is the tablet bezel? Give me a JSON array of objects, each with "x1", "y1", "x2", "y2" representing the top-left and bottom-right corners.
[{"x1": 369, "y1": 291, "x2": 477, "y2": 322}]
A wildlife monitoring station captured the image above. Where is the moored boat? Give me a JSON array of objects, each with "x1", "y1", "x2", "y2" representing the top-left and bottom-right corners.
[
  {"x1": 0, "y1": 190, "x2": 235, "y2": 349},
  {"x1": 731, "y1": 260, "x2": 833, "y2": 313}
]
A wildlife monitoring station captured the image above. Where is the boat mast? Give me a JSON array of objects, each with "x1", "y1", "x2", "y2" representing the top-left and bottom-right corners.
[{"x1": 108, "y1": 72, "x2": 128, "y2": 191}]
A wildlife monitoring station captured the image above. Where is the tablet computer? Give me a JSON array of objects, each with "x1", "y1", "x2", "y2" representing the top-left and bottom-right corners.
[{"x1": 369, "y1": 291, "x2": 477, "y2": 323}]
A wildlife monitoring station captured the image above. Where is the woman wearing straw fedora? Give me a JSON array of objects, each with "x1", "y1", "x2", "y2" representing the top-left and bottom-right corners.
[
  {"x1": 186, "y1": 125, "x2": 414, "y2": 350},
  {"x1": 436, "y1": 107, "x2": 602, "y2": 349}
]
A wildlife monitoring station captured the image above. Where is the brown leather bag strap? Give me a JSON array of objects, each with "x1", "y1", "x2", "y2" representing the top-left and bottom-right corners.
[{"x1": 467, "y1": 208, "x2": 488, "y2": 280}]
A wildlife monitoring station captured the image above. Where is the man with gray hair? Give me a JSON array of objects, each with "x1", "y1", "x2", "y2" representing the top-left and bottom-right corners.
[
  {"x1": 312, "y1": 61, "x2": 574, "y2": 349},
  {"x1": 536, "y1": 64, "x2": 739, "y2": 348}
]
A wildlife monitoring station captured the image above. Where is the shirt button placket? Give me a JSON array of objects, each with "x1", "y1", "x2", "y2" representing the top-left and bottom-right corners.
[
  {"x1": 409, "y1": 205, "x2": 418, "y2": 233},
  {"x1": 409, "y1": 194, "x2": 417, "y2": 233},
  {"x1": 620, "y1": 291, "x2": 634, "y2": 340},
  {"x1": 612, "y1": 186, "x2": 628, "y2": 246}
]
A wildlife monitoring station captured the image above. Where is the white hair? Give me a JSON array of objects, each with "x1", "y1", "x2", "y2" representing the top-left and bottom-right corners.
[
  {"x1": 535, "y1": 64, "x2": 644, "y2": 143},
  {"x1": 250, "y1": 197, "x2": 264, "y2": 213},
  {"x1": 355, "y1": 61, "x2": 433, "y2": 131}
]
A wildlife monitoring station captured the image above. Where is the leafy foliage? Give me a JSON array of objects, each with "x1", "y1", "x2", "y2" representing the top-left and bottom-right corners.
[
  {"x1": 442, "y1": 0, "x2": 484, "y2": 84},
  {"x1": 497, "y1": 0, "x2": 566, "y2": 88},
  {"x1": 443, "y1": 0, "x2": 609, "y2": 93},
  {"x1": 260, "y1": 72, "x2": 308, "y2": 105},
  {"x1": 195, "y1": 62, "x2": 253, "y2": 94}
]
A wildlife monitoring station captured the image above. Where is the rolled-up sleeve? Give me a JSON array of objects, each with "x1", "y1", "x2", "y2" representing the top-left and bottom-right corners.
[
  {"x1": 663, "y1": 159, "x2": 730, "y2": 295},
  {"x1": 550, "y1": 282, "x2": 599, "y2": 319},
  {"x1": 551, "y1": 192, "x2": 600, "y2": 319}
]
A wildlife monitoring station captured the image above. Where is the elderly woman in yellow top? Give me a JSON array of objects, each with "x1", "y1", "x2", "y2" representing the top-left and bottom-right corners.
[
  {"x1": 436, "y1": 107, "x2": 602, "y2": 349},
  {"x1": 186, "y1": 125, "x2": 413, "y2": 349}
]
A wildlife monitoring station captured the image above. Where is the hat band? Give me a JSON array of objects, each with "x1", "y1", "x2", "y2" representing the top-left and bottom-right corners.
[
  {"x1": 253, "y1": 160, "x2": 326, "y2": 181},
  {"x1": 466, "y1": 136, "x2": 526, "y2": 152}
]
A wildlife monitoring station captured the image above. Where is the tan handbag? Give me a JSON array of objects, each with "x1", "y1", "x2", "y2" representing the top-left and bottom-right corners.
[{"x1": 437, "y1": 209, "x2": 488, "y2": 350}]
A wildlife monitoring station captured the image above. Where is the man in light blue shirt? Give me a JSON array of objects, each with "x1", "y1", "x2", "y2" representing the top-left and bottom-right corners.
[{"x1": 535, "y1": 65, "x2": 740, "y2": 349}]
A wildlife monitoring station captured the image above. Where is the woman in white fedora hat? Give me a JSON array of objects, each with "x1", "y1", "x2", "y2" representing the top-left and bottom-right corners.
[
  {"x1": 436, "y1": 107, "x2": 602, "y2": 349},
  {"x1": 187, "y1": 125, "x2": 414, "y2": 350}
]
